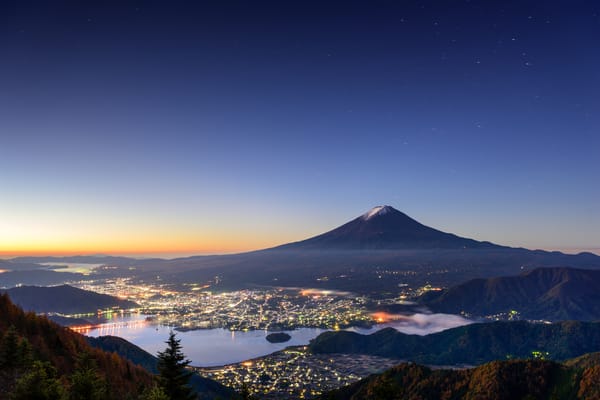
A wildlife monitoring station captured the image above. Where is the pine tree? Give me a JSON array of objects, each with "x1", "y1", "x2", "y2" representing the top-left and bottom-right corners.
[
  {"x1": 156, "y1": 331, "x2": 195, "y2": 400},
  {"x1": 0, "y1": 326, "x2": 32, "y2": 392},
  {"x1": 69, "y1": 353, "x2": 107, "y2": 400},
  {"x1": 0, "y1": 326, "x2": 20, "y2": 370},
  {"x1": 10, "y1": 360, "x2": 67, "y2": 400},
  {"x1": 139, "y1": 385, "x2": 170, "y2": 400}
]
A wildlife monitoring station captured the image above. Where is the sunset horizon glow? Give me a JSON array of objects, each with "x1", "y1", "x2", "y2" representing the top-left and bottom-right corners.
[{"x1": 2, "y1": 2, "x2": 598, "y2": 258}]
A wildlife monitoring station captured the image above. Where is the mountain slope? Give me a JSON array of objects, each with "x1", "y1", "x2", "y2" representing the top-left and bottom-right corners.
[
  {"x1": 274, "y1": 205, "x2": 502, "y2": 250},
  {"x1": 3, "y1": 284, "x2": 139, "y2": 314},
  {"x1": 309, "y1": 321, "x2": 600, "y2": 365},
  {"x1": 161, "y1": 206, "x2": 599, "y2": 292},
  {"x1": 0, "y1": 293, "x2": 152, "y2": 398},
  {"x1": 0, "y1": 269, "x2": 86, "y2": 288},
  {"x1": 321, "y1": 359, "x2": 600, "y2": 400},
  {"x1": 421, "y1": 267, "x2": 600, "y2": 320},
  {"x1": 87, "y1": 336, "x2": 238, "y2": 399},
  {"x1": 0, "y1": 294, "x2": 238, "y2": 399}
]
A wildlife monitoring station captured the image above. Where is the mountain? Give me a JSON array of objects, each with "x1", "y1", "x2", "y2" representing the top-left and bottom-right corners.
[
  {"x1": 8, "y1": 255, "x2": 145, "y2": 265},
  {"x1": 87, "y1": 335, "x2": 160, "y2": 372},
  {"x1": 321, "y1": 358, "x2": 600, "y2": 400},
  {"x1": 421, "y1": 267, "x2": 600, "y2": 320},
  {"x1": 0, "y1": 294, "x2": 238, "y2": 399},
  {"x1": 274, "y1": 205, "x2": 502, "y2": 250},
  {"x1": 87, "y1": 335, "x2": 239, "y2": 399},
  {"x1": 309, "y1": 320, "x2": 600, "y2": 365},
  {"x1": 0, "y1": 269, "x2": 86, "y2": 288},
  {"x1": 142, "y1": 206, "x2": 598, "y2": 293},
  {"x1": 3, "y1": 284, "x2": 139, "y2": 314},
  {"x1": 0, "y1": 259, "x2": 49, "y2": 271},
  {"x1": 0, "y1": 293, "x2": 153, "y2": 398},
  {"x1": 564, "y1": 352, "x2": 600, "y2": 370},
  {"x1": 7, "y1": 207, "x2": 599, "y2": 293}
]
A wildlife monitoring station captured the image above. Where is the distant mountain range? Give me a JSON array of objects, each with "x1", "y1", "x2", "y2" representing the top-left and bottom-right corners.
[
  {"x1": 421, "y1": 267, "x2": 600, "y2": 321},
  {"x1": 6, "y1": 255, "x2": 153, "y2": 265},
  {"x1": 5, "y1": 206, "x2": 600, "y2": 291},
  {"x1": 321, "y1": 358, "x2": 600, "y2": 400},
  {"x1": 309, "y1": 320, "x2": 600, "y2": 365},
  {"x1": 0, "y1": 269, "x2": 86, "y2": 288},
  {"x1": 164, "y1": 206, "x2": 600, "y2": 290},
  {"x1": 2, "y1": 284, "x2": 138, "y2": 314}
]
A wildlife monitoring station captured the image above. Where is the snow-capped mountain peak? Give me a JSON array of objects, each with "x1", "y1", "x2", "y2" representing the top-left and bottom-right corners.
[{"x1": 362, "y1": 205, "x2": 393, "y2": 220}]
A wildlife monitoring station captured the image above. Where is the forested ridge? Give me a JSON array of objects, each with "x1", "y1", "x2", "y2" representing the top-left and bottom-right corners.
[
  {"x1": 0, "y1": 293, "x2": 154, "y2": 398},
  {"x1": 322, "y1": 359, "x2": 600, "y2": 399}
]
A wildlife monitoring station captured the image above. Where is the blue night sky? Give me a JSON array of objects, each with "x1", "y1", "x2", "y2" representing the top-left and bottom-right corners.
[{"x1": 1, "y1": 1, "x2": 599, "y2": 256}]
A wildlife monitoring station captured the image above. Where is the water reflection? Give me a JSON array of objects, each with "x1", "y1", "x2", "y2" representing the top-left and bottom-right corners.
[{"x1": 83, "y1": 312, "x2": 471, "y2": 367}]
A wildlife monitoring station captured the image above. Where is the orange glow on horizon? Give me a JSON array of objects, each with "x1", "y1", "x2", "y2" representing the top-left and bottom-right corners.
[
  {"x1": 0, "y1": 213, "x2": 309, "y2": 258},
  {"x1": 0, "y1": 245, "x2": 269, "y2": 258},
  {"x1": 0, "y1": 237, "x2": 282, "y2": 258}
]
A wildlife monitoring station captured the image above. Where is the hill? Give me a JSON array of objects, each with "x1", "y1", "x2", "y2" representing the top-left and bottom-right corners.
[
  {"x1": 309, "y1": 320, "x2": 600, "y2": 365},
  {"x1": 421, "y1": 267, "x2": 600, "y2": 320},
  {"x1": 0, "y1": 294, "x2": 237, "y2": 399},
  {"x1": 0, "y1": 293, "x2": 152, "y2": 398},
  {"x1": 0, "y1": 269, "x2": 86, "y2": 288},
  {"x1": 87, "y1": 335, "x2": 159, "y2": 372},
  {"x1": 87, "y1": 335, "x2": 238, "y2": 399},
  {"x1": 3, "y1": 284, "x2": 139, "y2": 314},
  {"x1": 321, "y1": 358, "x2": 600, "y2": 400},
  {"x1": 564, "y1": 352, "x2": 600, "y2": 370}
]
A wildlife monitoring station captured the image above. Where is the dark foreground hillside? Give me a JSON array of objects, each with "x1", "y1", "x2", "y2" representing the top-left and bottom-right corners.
[
  {"x1": 0, "y1": 293, "x2": 152, "y2": 398},
  {"x1": 321, "y1": 359, "x2": 600, "y2": 400},
  {"x1": 87, "y1": 335, "x2": 239, "y2": 399},
  {"x1": 0, "y1": 293, "x2": 237, "y2": 399}
]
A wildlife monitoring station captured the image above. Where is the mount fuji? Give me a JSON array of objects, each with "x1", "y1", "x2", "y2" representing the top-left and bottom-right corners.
[
  {"x1": 7, "y1": 206, "x2": 600, "y2": 292},
  {"x1": 273, "y1": 205, "x2": 501, "y2": 251}
]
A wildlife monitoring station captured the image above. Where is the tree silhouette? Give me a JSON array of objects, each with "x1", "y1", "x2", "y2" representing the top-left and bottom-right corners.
[
  {"x1": 10, "y1": 361, "x2": 67, "y2": 400},
  {"x1": 69, "y1": 353, "x2": 107, "y2": 400},
  {"x1": 0, "y1": 326, "x2": 32, "y2": 393},
  {"x1": 156, "y1": 331, "x2": 195, "y2": 400},
  {"x1": 139, "y1": 385, "x2": 170, "y2": 400}
]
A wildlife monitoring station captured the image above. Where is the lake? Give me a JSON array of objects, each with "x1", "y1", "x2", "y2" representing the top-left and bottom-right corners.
[
  {"x1": 85, "y1": 312, "x2": 472, "y2": 367},
  {"x1": 39, "y1": 262, "x2": 103, "y2": 274}
]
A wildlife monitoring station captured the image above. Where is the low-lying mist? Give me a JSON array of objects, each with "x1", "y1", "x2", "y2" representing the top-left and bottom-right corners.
[{"x1": 362, "y1": 312, "x2": 473, "y2": 336}]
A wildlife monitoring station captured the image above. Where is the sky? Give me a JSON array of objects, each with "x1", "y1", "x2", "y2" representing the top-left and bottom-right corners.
[{"x1": 1, "y1": 1, "x2": 599, "y2": 257}]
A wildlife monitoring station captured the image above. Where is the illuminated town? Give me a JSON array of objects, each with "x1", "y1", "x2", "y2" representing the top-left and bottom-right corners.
[
  {"x1": 14, "y1": 269, "x2": 553, "y2": 399},
  {"x1": 75, "y1": 278, "x2": 379, "y2": 331},
  {"x1": 196, "y1": 347, "x2": 403, "y2": 399},
  {"x1": 51, "y1": 275, "x2": 472, "y2": 398}
]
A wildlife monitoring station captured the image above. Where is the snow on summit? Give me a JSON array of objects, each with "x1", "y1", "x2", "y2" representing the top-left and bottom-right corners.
[{"x1": 362, "y1": 205, "x2": 393, "y2": 220}]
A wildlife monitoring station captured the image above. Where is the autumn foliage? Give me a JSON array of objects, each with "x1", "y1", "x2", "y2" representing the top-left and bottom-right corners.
[
  {"x1": 323, "y1": 359, "x2": 600, "y2": 400},
  {"x1": 0, "y1": 293, "x2": 153, "y2": 399}
]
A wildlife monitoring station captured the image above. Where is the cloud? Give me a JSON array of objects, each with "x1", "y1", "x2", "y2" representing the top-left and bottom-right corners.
[{"x1": 353, "y1": 312, "x2": 473, "y2": 336}]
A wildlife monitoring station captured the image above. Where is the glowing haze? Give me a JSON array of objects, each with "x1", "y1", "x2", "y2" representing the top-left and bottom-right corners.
[{"x1": 1, "y1": 2, "x2": 599, "y2": 257}]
